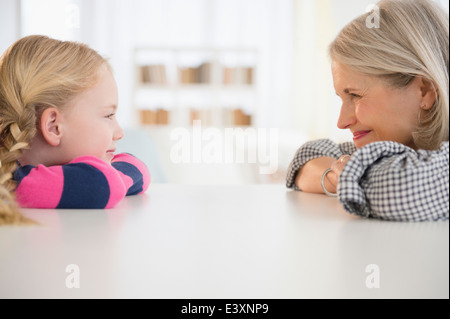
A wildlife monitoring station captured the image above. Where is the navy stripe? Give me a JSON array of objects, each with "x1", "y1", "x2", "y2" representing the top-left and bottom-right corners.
[
  {"x1": 57, "y1": 163, "x2": 110, "y2": 209},
  {"x1": 111, "y1": 161, "x2": 143, "y2": 195},
  {"x1": 13, "y1": 164, "x2": 34, "y2": 184}
]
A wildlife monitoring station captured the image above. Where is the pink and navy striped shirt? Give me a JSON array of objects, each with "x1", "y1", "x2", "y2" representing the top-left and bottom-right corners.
[{"x1": 14, "y1": 153, "x2": 150, "y2": 209}]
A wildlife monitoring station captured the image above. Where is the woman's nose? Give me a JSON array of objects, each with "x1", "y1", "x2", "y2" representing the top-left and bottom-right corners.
[{"x1": 337, "y1": 102, "x2": 356, "y2": 130}]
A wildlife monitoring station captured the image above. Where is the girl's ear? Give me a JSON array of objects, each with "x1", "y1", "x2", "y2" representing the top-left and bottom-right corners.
[{"x1": 40, "y1": 108, "x2": 63, "y2": 146}]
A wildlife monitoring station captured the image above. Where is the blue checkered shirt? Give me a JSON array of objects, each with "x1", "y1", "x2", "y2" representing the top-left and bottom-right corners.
[{"x1": 286, "y1": 139, "x2": 449, "y2": 222}]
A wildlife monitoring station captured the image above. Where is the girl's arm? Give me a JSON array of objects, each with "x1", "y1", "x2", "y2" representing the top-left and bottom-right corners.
[
  {"x1": 339, "y1": 141, "x2": 449, "y2": 222},
  {"x1": 15, "y1": 154, "x2": 150, "y2": 209},
  {"x1": 111, "y1": 153, "x2": 151, "y2": 196}
]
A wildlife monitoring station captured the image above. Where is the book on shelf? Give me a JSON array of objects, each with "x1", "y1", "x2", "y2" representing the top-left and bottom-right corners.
[
  {"x1": 190, "y1": 109, "x2": 212, "y2": 126},
  {"x1": 140, "y1": 109, "x2": 170, "y2": 125},
  {"x1": 179, "y1": 62, "x2": 212, "y2": 84},
  {"x1": 139, "y1": 63, "x2": 254, "y2": 85},
  {"x1": 140, "y1": 65, "x2": 167, "y2": 85},
  {"x1": 190, "y1": 108, "x2": 252, "y2": 126},
  {"x1": 232, "y1": 109, "x2": 252, "y2": 126},
  {"x1": 157, "y1": 109, "x2": 169, "y2": 124},
  {"x1": 223, "y1": 67, "x2": 254, "y2": 85},
  {"x1": 140, "y1": 109, "x2": 156, "y2": 125},
  {"x1": 139, "y1": 107, "x2": 251, "y2": 127}
]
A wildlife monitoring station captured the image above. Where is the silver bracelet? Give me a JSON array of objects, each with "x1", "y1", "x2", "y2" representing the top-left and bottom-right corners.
[{"x1": 321, "y1": 168, "x2": 338, "y2": 197}]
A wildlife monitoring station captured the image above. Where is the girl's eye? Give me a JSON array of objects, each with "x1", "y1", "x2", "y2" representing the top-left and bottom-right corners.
[{"x1": 105, "y1": 113, "x2": 115, "y2": 119}]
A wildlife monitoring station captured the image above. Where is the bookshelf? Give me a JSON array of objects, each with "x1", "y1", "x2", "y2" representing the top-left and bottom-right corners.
[{"x1": 133, "y1": 47, "x2": 258, "y2": 127}]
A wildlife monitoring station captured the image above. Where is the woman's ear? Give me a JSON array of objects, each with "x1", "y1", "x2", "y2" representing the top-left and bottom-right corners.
[
  {"x1": 419, "y1": 77, "x2": 438, "y2": 110},
  {"x1": 40, "y1": 108, "x2": 63, "y2": 146}
]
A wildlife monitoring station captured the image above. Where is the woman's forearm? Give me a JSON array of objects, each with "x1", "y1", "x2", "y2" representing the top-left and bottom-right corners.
[{"x1": 295, "y1": 157, "x2": 336, "y2": 194}]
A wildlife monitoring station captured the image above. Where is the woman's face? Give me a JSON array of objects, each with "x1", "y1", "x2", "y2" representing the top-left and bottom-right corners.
[{"x1": 332, "y1": 61, "x2": 424, "y2": 149}]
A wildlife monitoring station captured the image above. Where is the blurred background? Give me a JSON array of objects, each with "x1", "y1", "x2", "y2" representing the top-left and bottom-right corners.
[{"x1": 1, "y1": 0, "x2": 448, "y2": 185}]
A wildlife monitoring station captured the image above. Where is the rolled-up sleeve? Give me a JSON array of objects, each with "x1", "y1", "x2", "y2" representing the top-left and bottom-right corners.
[
  {"x1": 286, "y1": 139, "x2": 356, "y2": 190},
  {"x1": 338, "y1": 141, "x2": 449, "y2": 222}
]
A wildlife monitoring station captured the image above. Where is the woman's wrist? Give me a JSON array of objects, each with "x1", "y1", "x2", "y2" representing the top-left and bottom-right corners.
[
  {"x1": 294, "y1": 157, "x2": 336, "y2": 194},
  {"x1": 321, "y1": 168, "x2": 338, "y2": 197}
]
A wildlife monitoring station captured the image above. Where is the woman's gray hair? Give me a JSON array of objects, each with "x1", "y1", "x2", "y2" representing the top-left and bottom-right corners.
[{"x1": 330, "y1": 0, "x2": 449, "y2": 150}]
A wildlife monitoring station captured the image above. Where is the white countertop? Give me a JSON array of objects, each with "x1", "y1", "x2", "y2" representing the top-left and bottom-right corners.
[{"x1": 0, "y1": 184, "x2": 448, "y2": 299}]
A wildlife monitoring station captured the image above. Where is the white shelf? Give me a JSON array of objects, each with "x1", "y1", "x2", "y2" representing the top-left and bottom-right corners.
[
  {"x1": 136, "y1": 84, "x2": 257, "y2": 92},
  {"x1": 133, "y1": 47, "x2": 258, "y2": 127}
]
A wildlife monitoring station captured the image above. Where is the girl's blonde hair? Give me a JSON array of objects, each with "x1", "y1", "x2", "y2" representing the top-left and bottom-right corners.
[
  {"x1": 0, "y1": 35, "x2": 109, "y2": 225},
  {"x1": 329, "y1": 0, "x2": 449, "y2": 150}
]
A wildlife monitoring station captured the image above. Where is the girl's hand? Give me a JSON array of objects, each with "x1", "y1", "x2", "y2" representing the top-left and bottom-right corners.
[{"x1": 325, "y1": 155, "x2": 351, "y2": 191}]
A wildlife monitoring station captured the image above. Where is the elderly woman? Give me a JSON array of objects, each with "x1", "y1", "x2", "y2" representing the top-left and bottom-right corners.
[{"x1": 286, "y1": 0, "x2": 449, "y2": 222}]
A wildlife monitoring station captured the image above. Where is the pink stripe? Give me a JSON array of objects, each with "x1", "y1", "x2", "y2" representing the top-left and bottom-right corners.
[
  {"x1": 16, "y1": 165, "x2": 64, "y2": 208},
  {"x1": 70, "y1": 156, "x2": 127, "y2": 209},
  {"x1": 116, "y1": 170, "x2": 134, "y2": 190},
  {"x1": 112, "y1": 153, "x2": 151, "y2": 193}
]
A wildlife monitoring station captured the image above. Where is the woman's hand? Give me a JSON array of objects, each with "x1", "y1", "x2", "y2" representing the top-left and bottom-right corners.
[
  {"x1": 295, "y1": 155, "x2": 352, "y2": 195},
  {"x1": 324, "y1": 155, "x2": 351, "y2": 192}
]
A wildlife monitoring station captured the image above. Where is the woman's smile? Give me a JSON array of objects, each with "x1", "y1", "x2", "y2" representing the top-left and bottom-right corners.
[{"x1": 352, "y1": 130, "x2": 372, "y2": 141}]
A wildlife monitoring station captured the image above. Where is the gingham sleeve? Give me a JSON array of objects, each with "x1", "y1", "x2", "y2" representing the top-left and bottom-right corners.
[
  {"x1": 338, "y1": 141, "x2": 449, "y2": 222},
  {"x1": 286, "y1": 139, "x2": 356, "y2": 190}
]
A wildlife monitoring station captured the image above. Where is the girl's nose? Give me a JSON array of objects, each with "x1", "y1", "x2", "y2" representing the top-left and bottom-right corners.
[{"x1": 114, "y1": 122, "x2": 124, "y2": 141}]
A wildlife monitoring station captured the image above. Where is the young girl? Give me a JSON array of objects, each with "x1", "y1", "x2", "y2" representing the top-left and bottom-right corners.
[{"x1": 0, "y1": 35, "x2": 150, "y2": 225}]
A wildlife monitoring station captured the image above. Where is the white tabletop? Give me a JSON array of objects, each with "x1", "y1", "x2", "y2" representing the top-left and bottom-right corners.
[{"x1": 0, "y1": 184, "x2": 448, "y2": 299}]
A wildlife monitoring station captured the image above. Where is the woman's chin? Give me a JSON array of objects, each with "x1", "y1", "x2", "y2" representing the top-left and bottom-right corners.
[{"x1": 354, "y1": 139, "x2": 377, "y2": 149}]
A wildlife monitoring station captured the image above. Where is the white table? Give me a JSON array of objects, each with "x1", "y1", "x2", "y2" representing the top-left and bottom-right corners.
[{"x1": 0, "y1": 184, "x2": 448, "y2": 299}]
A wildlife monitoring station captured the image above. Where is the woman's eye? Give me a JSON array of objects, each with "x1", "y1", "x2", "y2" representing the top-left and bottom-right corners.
[
  {"x1": 105, "y1": 113, "x2": 115, "y2": 119},
  {"x1": 350, "y1": 93, "x2": 361, "y2": 99}
]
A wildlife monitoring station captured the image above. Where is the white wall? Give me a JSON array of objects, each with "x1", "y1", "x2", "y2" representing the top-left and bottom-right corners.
[
  {"x1": 16, "y1": 0, "x2": 293, "y2": 131},
  {"x1": 0, "y1": 0, "x2": 20, "y2": 54},
  {"x1": 291, "y1": 0, "x2": 379, "y2": 144}
]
